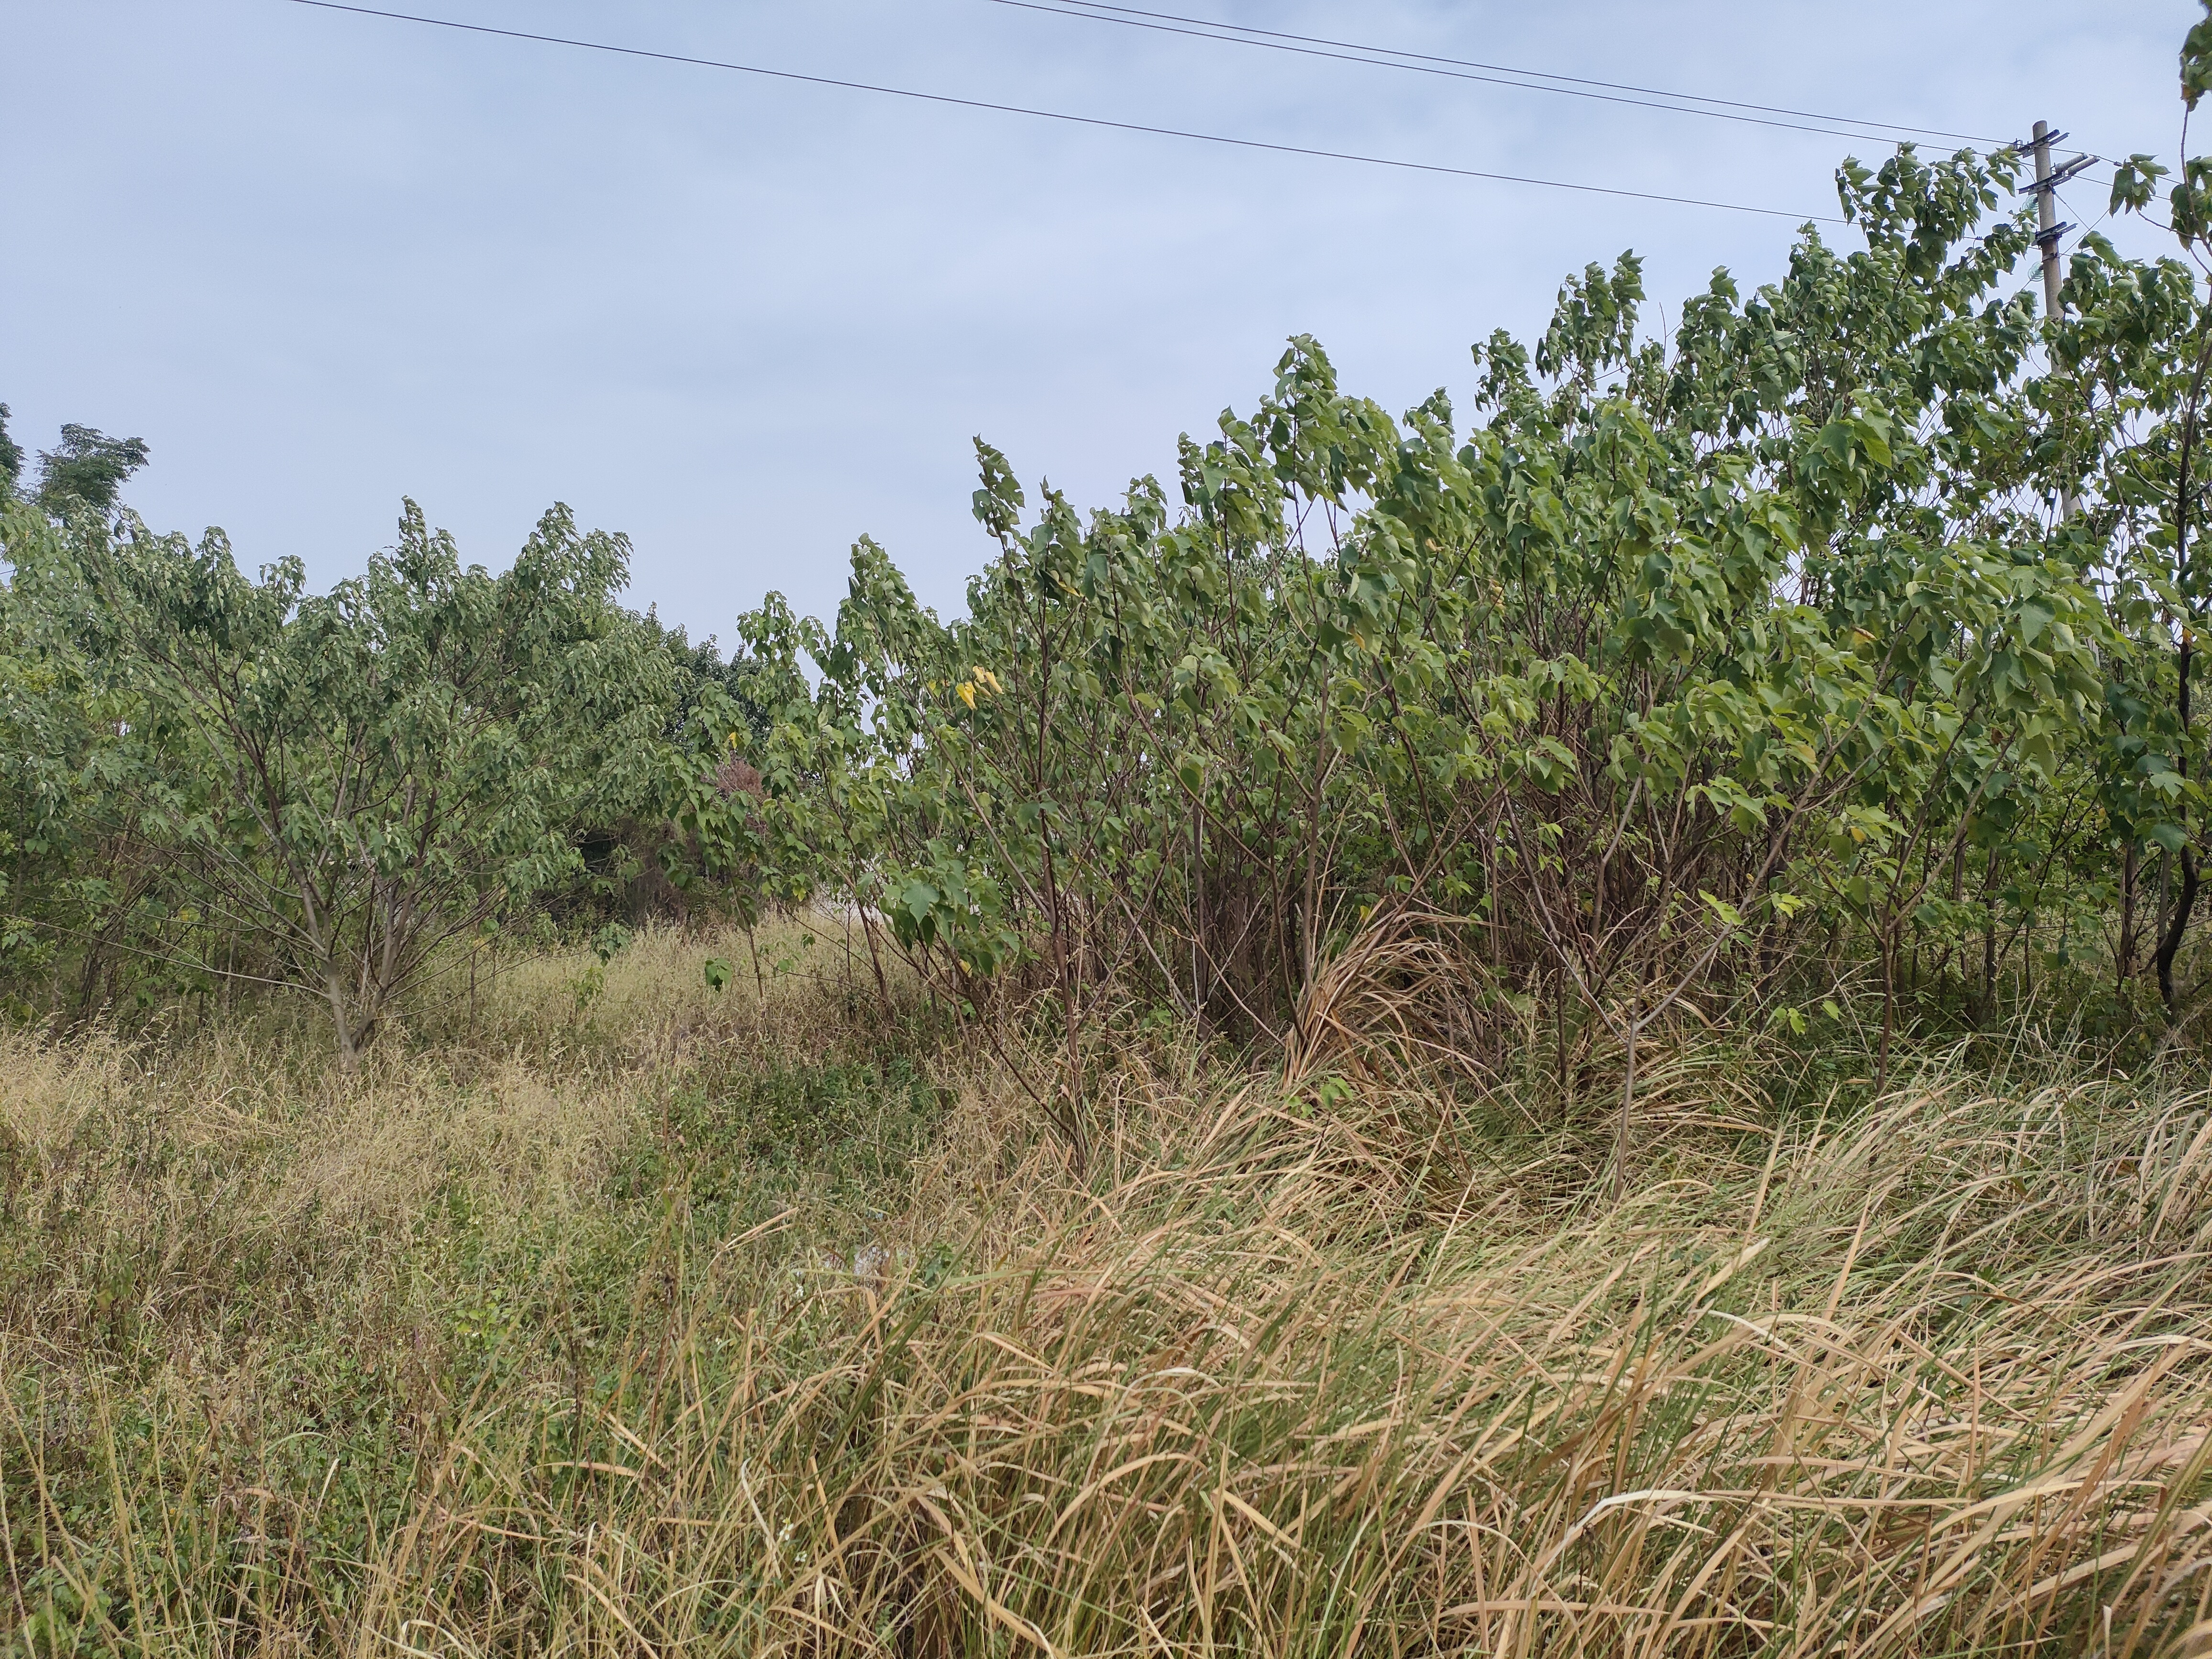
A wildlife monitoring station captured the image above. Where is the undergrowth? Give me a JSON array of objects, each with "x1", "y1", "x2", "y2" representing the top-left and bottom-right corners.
[{"x1": 6, "y1": 924, "x2": 2212, "y2": 1656}]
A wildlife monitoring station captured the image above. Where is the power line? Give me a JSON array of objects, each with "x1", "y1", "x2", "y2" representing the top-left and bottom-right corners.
[
  {"x1": 1014, "y1": 1, "x2": 2125, "y2": 199},
  {"x1": 282, "y1": 0, "x2": 1844, "y2": 222},
  {"x1": 1018, "y1": 0, "x2": 2007, "y2": 147},
  {"x1": 990, "y1": 0, "x2": 2003, "y2": 151}
]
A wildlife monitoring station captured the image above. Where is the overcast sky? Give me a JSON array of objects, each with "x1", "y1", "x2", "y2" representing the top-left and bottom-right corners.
[{"x1": 2, "y1": 0, "x2": 2193, "y2": 642}]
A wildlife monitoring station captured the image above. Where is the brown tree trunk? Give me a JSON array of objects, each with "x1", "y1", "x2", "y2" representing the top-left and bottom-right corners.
[
  {"x1": 1877, "y1": 929, "x2": 1897, "y2": 1094},
  {"x1": 323, "y1": 963, "x2": 358, "y2": 1068},
  {"x1": 2158, "y1": 849, "x2": 2200, "y2": 1012},
  {"x1": 1556, "y1": 979, "x2": 1572, "y2": 1117},
  {"x1": 2120, "y1": 841, "x2": 2139, "y2": 987},
  {"x1": 1979, "y1": 849, "x2": 2001, "y2": 1022},
  {"x1": 1611, "y1": 1016, "x2": 1640, "y2": 1204}
]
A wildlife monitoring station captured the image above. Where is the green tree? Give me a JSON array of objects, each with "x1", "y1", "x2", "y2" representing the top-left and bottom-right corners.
[
  {"x1": 693, "y1": 143, "x2": 2136, "y2": 1162},
  {"x1": 36, "y1": 422, "x2": 149, "y2": 517},
  {"x1": 54, "y1": 499, "x2": 682, "y2": 1057},
  {"x1": 0, "y1": 404, "x2": 23, "y2": 502}
]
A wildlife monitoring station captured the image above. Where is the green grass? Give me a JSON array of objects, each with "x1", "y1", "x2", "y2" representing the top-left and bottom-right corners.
[{"x1": 7, "y1": 924, "x2": 2212, "y2": 1656}]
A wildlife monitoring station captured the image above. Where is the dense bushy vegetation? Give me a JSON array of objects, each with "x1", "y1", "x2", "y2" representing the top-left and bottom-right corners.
[
  {"x1": 0, "y1": 476, "x2": 753, "y2": 1045},
  {"x1": 596, "y1": 58, "x2": 2212, "y2": 1163},
  {"x1": 16, "y1": 122, "x2": 2212, "y2": 1126}
]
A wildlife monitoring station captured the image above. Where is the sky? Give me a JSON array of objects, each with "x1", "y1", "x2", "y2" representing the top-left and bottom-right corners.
[{"x1": 1, "y1": 0, "x2": 2194, "y2": 645}]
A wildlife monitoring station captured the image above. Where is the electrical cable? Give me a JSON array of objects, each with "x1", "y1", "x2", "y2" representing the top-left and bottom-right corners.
[
  {"x1": 1018, "y1": 0, "x2": 2010, "y2": 145},
  {"x1": 282, "y1": 0, "x2": 1845, "y2": 221},
  {"x1": 1008, "y1": 1, "x2": 2128, "y2": 200},
  {"x1": 988, "y1": 0, "x2": 2002, "y2": 151}
]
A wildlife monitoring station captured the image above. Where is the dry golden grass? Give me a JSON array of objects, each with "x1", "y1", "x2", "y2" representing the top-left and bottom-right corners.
[{"x1": 7, "y1": 925, "x2": 2212, "y2": 1655}]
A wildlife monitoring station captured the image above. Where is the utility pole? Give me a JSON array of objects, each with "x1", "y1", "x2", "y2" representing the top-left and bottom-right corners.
[
  {"x1": 2027, "y1": 119, "x2": 2089, "y2": 521},
  {"x1": 2031, "y1": 121, "x2": 2068, "y2": 328}
]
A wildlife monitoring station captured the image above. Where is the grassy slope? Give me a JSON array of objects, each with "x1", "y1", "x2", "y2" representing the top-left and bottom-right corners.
[{"x1": 6, "y1": 926, "x2": 2212, "y2": 1657}]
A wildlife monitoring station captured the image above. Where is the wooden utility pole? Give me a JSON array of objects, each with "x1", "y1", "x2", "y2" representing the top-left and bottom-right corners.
[{"x1": 2029, "y1": 119, "x2": 2085, "y2": 520}]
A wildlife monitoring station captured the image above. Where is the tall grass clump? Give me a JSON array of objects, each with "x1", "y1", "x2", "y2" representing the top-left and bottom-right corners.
[{"x1": 7, "y1": 921, "x2": 2212, "y2": 1656}]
